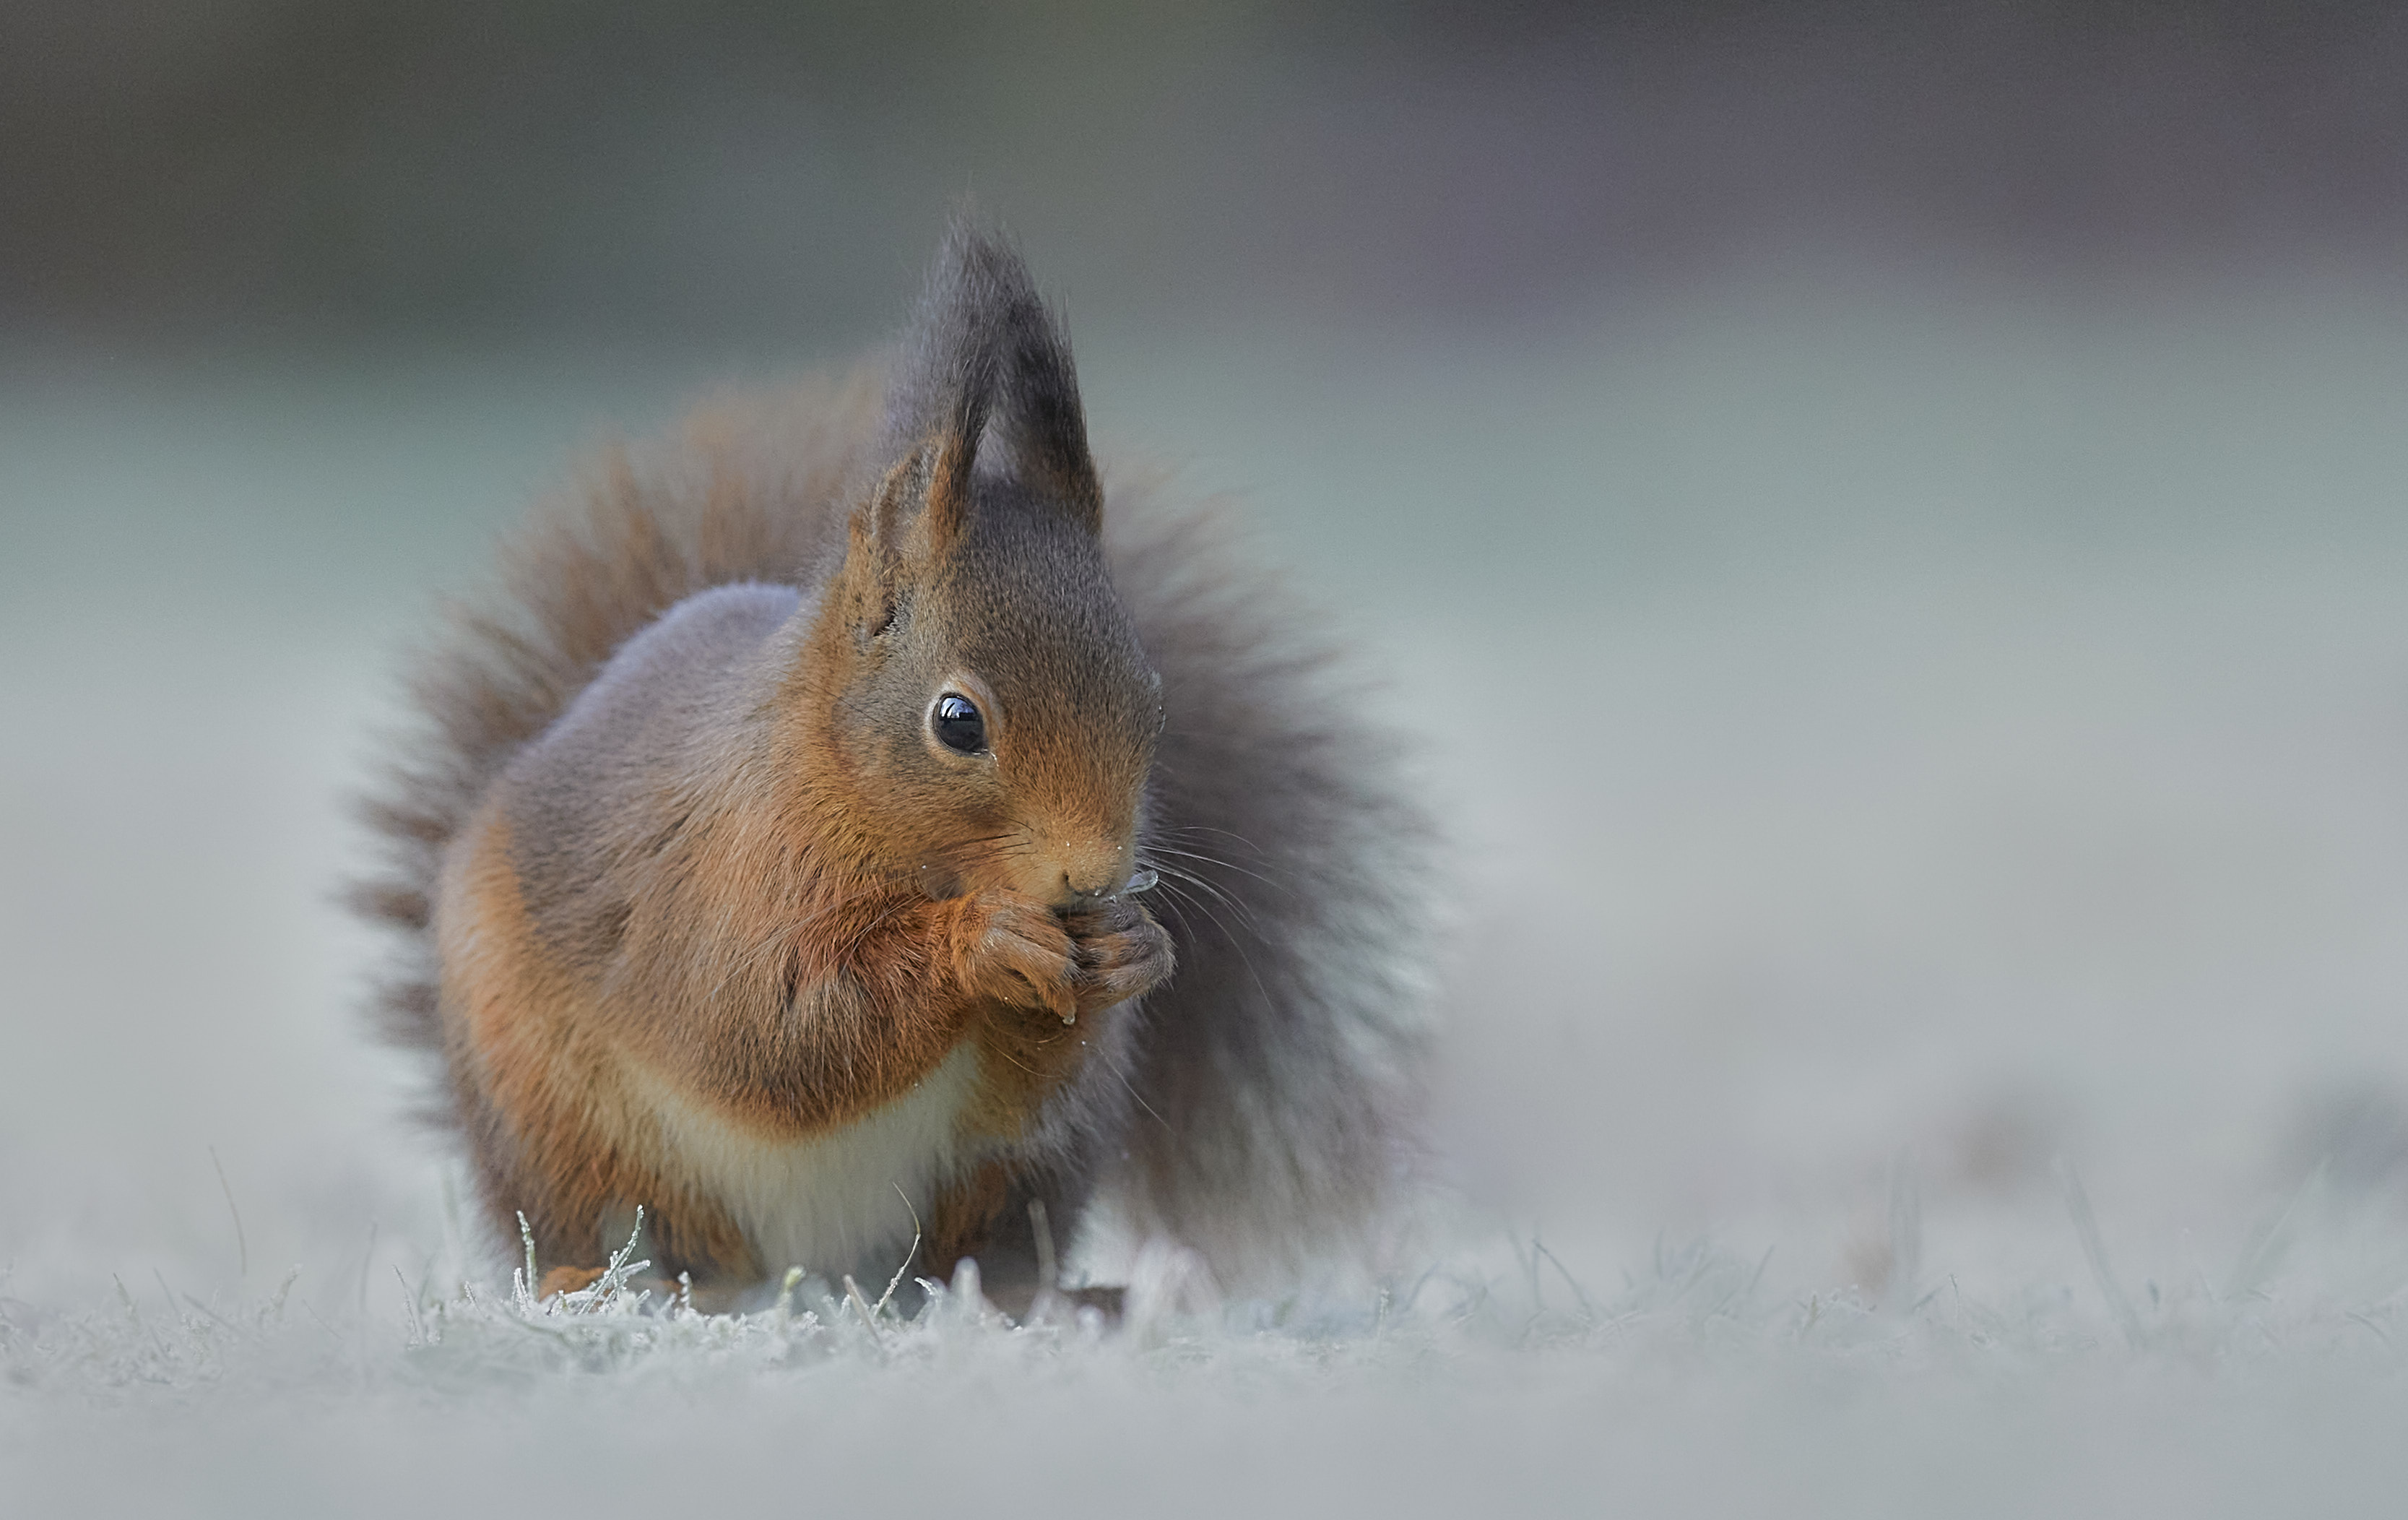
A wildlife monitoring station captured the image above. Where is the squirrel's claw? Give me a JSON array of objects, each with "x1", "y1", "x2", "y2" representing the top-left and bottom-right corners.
[{"x1": 1063, "y1": 899, "x2": 1177, "y2": 1016}]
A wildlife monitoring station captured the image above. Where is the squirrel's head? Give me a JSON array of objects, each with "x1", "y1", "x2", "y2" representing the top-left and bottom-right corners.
[{"x1": 792, "y1": 226, "x2": 1160, "y2": 909}]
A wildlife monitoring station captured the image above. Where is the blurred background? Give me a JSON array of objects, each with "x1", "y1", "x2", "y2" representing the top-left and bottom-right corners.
[{"x1": 4, "y1": 0, "x2": 2408, "y2": 1306}]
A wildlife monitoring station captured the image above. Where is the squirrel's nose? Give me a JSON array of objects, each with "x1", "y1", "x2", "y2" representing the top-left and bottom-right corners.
[{"x1": 1053, "y1": 840, "x2": 1130, "y2": 905}]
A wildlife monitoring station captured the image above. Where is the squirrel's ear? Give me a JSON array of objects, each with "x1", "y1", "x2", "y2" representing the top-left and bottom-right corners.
[
  {"x1": 837, "y1": 444, "x2": 940, "y2": 642},
  {"x1": 883, "y1": 221, "x2": 1103, "y2": 543},
  {"x1": 976, "y1": 251, "x2": 1103, "y2": 535}
]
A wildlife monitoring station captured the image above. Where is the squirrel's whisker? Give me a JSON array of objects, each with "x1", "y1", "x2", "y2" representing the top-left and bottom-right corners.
[
  {"x1": 1163, "y1": 822, "x2": 1274, "y2": 860},
  {"x1": 1153, "y1": 862, "x2": 1263, "y2": 935},
  {"x1": 1151, "y1": 876, "x2": 1276, "y2": 1010},
  {"x1": 1142, "y1": 843, "x2": 1291, "y2": 899}
]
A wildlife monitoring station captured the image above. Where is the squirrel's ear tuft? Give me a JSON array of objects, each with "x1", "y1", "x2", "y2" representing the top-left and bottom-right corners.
[{"x1": 883, "y1": 219, "x2": 1103, "y2": 543}]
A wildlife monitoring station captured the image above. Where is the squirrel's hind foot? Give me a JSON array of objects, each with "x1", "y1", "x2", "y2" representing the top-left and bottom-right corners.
[{"x1": 985, "y1": 1281, "x2": 1126, "y2": 1327}]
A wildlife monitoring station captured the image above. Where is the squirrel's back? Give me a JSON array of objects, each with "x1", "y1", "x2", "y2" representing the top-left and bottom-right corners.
[{"x1": 354, "y1": 291, "x2": 1431, "y2": 1291}]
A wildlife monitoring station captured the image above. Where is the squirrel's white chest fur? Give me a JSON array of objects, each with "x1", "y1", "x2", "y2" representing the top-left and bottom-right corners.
[{"x1": 623, "y1": 1045, "x2": 983, "y2": 1281}]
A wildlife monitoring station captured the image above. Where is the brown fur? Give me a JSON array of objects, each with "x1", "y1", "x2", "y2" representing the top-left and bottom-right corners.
[
  {"x1": 352, "y1": 227, "x2": 1432, "y2": 1297},
  {"x1": 924, "y1": 1160, "x2": 1014, "y2": 1284}
]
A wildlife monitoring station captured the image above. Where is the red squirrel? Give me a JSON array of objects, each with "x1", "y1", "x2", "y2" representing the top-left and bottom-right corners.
[{"x1": 351, "y1": 225, "x2": 1429, "y2": 1308}]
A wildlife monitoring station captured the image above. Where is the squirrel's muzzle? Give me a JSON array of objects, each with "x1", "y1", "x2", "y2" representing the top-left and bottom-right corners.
[{"x1": 1047, "y1": 837, "x2": 1140, "y2": 907}]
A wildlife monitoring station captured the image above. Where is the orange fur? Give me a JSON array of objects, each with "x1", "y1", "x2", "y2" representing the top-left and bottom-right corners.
[{"x1": 439, "y1": 806, "x2": 758, "y2": 1279}]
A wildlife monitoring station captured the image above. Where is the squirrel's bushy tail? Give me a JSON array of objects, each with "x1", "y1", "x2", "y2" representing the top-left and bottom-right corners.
[
  {"x1": 1104, "y1": 491, "x2": 1434, "y2": 1285},
  {"x1": 352, "y1": 363, "x2": 1432, "y2": 1291}
]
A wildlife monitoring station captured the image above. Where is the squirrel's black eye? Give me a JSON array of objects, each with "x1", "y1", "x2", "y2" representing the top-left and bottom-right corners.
[{"x1": 932, "y1": 693, "x2": 987, "y2": 754}]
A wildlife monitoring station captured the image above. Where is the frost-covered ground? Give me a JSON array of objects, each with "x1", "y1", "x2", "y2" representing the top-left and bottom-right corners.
[{"x1": 7, "y1": 270, "x2": 2408, "y2": 1513}]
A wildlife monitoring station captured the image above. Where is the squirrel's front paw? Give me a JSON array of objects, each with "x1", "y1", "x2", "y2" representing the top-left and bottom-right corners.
[
  {"x1": 1062, "y1": 898, "x2": 1176, "y2": 1016},
  {"x1": 945, "y1": 891, "x2": 1080, "y2": 1022}
]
